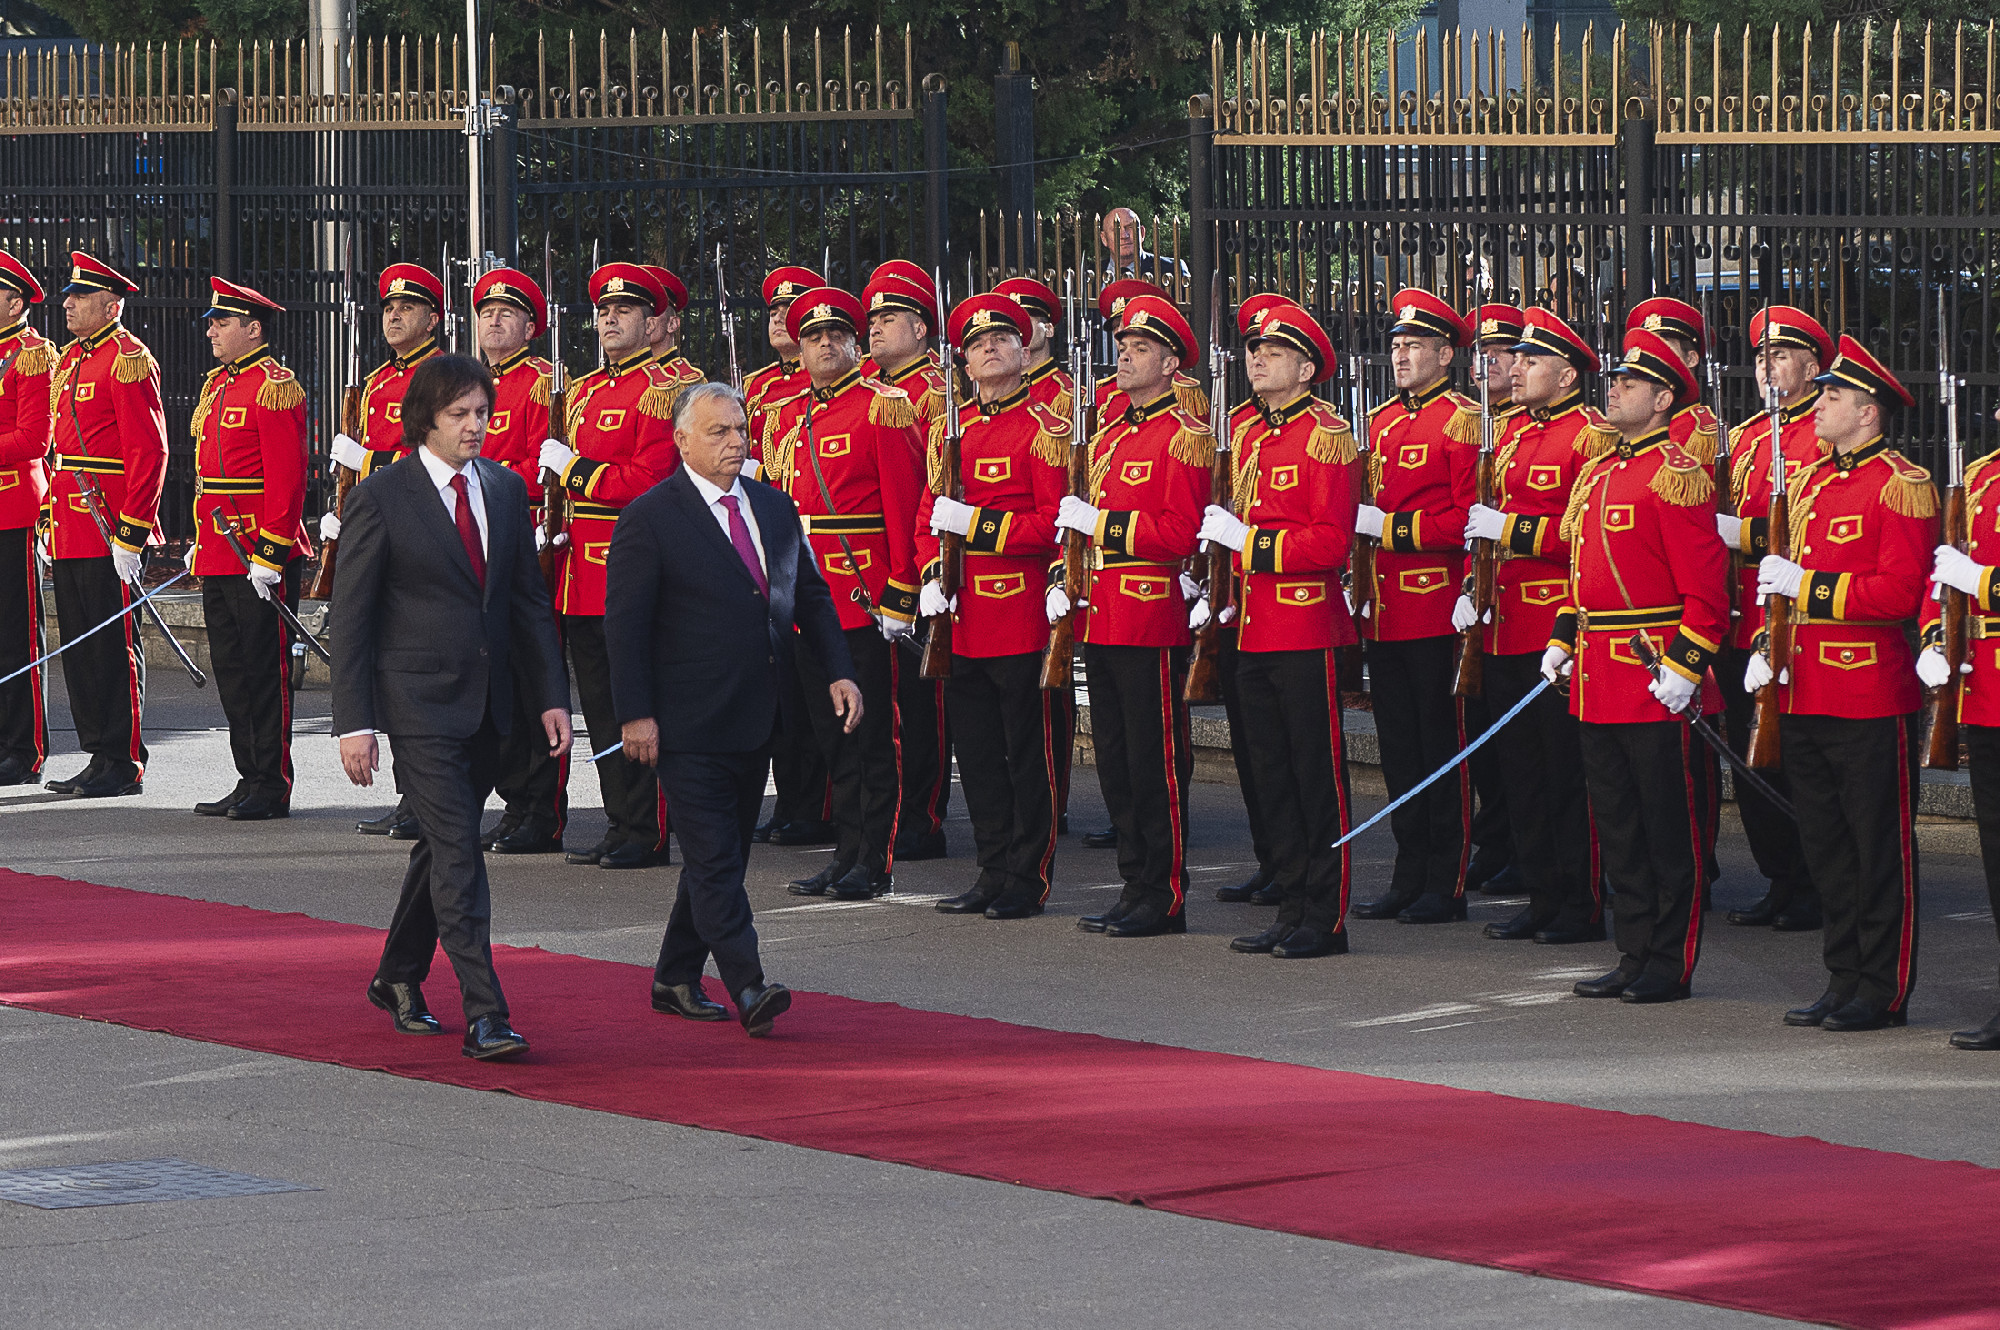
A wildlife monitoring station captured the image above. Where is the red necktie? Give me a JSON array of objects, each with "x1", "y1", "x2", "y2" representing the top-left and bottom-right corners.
[{"x1": 450, "y1": 472, "x2": 487, "y2": 587}]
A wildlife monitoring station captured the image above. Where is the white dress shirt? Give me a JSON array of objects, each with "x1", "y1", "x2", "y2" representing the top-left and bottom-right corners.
[
  {"x1": 418, "y1": 446, "x2": 488, "y2": 560},
  {"x1": 685, "y1": 466, "x2": 766, "y2": 577}
]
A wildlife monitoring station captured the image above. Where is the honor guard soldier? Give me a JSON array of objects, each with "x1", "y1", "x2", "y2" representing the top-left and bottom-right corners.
[
  {"x1": 861, "y1": 264, "x2": 954, "y2": 861},
  {"x1": 1750, "y1": 337, "x2": 1930, "y2": 1031},
  {"x1": 995, "y1": 277, "x2": 1075, "y2": 416},
  {"x1": 1627, "y1": 297, "x2": 1721, "y2": 463},
  {"x1": 1054, "y1": 293, "x2": 1214, "y2": 937},
  {"x1": 540, "y1": 262, "x2": 684, "y2": 869},
  {"x1": 744, "y1": 265, "x2": 821, "y2": 476},
  {"x1": 918, "y1": 294, "x2": 1067, "y2": 917},
  {"x1": 1195, "y1": 298, "x2": 1360, "y2": 958},
  {"x1": 764, "y1": 286, "x2": 926, "y2": 900},
  {"x1": 187, "y1": 279, "x2": 309, "y2": 821},
  {"x1": 1351, "y1": 289, "x2": 1480, "y2": 925},
  {"x1": 1094, "y1": 279, "x2": 1209, "y2": 423},
  {"x1": 643, "y1": 264, "x2": 706, "y2": 393},
  {"x1": 1716, "y1": 306, "x2": 1835, "y2": 931},
  {"x1": 0, "y1": 251, "x2": 52, "y2": 787},
  {"x1": 45, "y1": 252, "x2": 169, "y2": 797},
  {"x1": 1547, "y1": 329, "x2": 1731, "y2": 1004},
  {"x1": 470, "y1": 267, "x2": 569, "y2": 856},
  {"x1": 1455, "y1": 308, "x2": 1614, "y2": 944}
]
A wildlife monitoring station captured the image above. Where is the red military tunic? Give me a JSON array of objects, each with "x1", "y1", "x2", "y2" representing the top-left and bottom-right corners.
[
  {"x1": 1078, "y1": 390, "x2": 1213, "y2": 648},
  {"x1": 766, "y1": 368, "x2": 926, "y2": 630},
  {"x1": 0, "y1": 319, "x2": 54, "y2": 531},
  {"x1": 356, "y1": 337, "x2": 441, "y2": 477},
  {"x1": 484, "y1": 348, "x2": 553, "y2": 507},
  {"x1": 915, "y1": 386, "x2": 1068, "y2": 657},
  {"x1": 187, "y1": 347, "x2": 309, "y2": 575},
  {"x1": 1552, "y1": 428, "x2": 1731, "y2": 723},
  {"x1": 49, "y1": 321, "x2": 168, "y2": 557},
  {"x1": 1926, "y1": 450, "x2": 2000, "y2": 726},
  {"x1": 1780, "y1": 437, "x2": 1935, "y2": 719},
  {"x1": 1231, "y1": 393, "x2": 1360, "y2": 653},
  {"x1": 1362, "y1": 377, "x2": 1479, "y2": 641},
  {"x1": 551, "y1": 350, "x2": 681, "y2": 616},
  {"x1": 745, "y1": 358, "x2": 805, "y2": 464},
  {"x1": 1723, "y1": 387, "x2": 1825, "y2": 648},
  {"x1": 1478, "y1": 392, "x2": 1611, "y2": 656}
]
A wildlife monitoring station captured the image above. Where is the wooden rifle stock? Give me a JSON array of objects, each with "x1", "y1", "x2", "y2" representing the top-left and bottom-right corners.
[
  {"x1": 1745, "y1": 485, "x2": 1790, "y2": 768},
  {"x1": 1925, "y1": 480, "x2": 1968, "y2": 770},
  {"x1": 538, "y1": 384, "x2": 569, "y2": 593},
  {"x1": 1452, "y1": 446, "x2": 1496, "y2": 699},
  {"x1": 919, "y1": 403, "x2": 962, "y2": 680},
  {"x1": 1183, "y1": 428, "x2": 1232, "y2": 704},
  {"x1": 305, "y1": 384, "x2": 362, "y2": 600},
  {"x1": 1040, "y1": 429, "x2": 1088, "y2": 690}
]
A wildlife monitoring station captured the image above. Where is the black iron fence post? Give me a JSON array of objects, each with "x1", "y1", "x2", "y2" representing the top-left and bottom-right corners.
[
  {"x1": 214, "y1": 89, "x2": 238, "y2": 279},
  {"x1": 924, "y1": 79, "x2": 949, "y2": 272},
  {"x1": 994, "y1": 42, "x2": 1034, "y2": 226},
  {"x1": 493, "y1": 91, "x2": 518, "y2": 265},
  {"x1": 1188, "y1": 96, "x2": 1215, "y2": 381},
  {"x1": 1620, "y1": 107, "x2": 1654, "y2": 317}
]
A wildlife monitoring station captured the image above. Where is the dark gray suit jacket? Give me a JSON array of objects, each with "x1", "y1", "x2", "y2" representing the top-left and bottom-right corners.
[
  {"x1": 604, "y1": 466, "x2": 853, "y2": 753},
  {"x1": 330, "y1": 451, "x2": 567, "y2": 739}
]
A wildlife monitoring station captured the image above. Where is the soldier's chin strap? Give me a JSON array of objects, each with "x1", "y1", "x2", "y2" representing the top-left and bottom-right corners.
[{"x1": 0, "y1": 571, "x2": 188, "y2": 688}]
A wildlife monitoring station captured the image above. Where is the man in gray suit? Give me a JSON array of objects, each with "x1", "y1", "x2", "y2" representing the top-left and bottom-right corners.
[{"x1": 333, "y1": 355, "x2": 571, "y2": 1061}]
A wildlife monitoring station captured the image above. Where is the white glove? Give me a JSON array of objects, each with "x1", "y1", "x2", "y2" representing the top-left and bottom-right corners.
[
  {"x1": 919, "y1": 580, "x2": 956, "y2": 618},
  {"x1": 1354, "y1": 504, "x2": 1386, "y2": 539},
  {"x1": 1190, "y1": 597, "x2": 1211, "y2": 631},
  {"x1": 1219, "y1": 604, "x2": 1236, "y2": 625},
  {"x1": 247, "y1": 562, "x2": 283, "y2": 602},
  {"x1": 1716, "y1": 514, "x2": 1743, "y2": 549},
  {"x1": 1464, "y1": 503, "x2": 1506, "y2": 543},
  {"x1": 1932, "y1": 544, "x2": 1989, "y2": 597},
  {"x1": 1649, "y1": 668, "x2": 1697, "y2": 715},
  {"x1": 1540, "y1": 644, "x2": 1573, "y2": 685},
  {"x1": 1046, "y1": 586, "x2": 1073, "y2": 624},
  {"x1": 741, "y1": 458, "x2": 763, "y2": 481},
  {"x1": 329, "y1": 432, "x2": 367, "y2": 472},
  {"x1": 1179, "y1": 571, "x2": 1203, "y2": 601},
  {"x1": 183, "y1": 544, "x2": 198, "y2": 572},
  {"x1": 110, "y1": 544, "x2": 142, "y2": 584},
  {"x1": 1756, "y1": 555, "x2": 1806, "y2": 600},
  {"x1": 929, "y1": 495, "x2": 976, "y2": 537},
  {"x1": 1917, "y1": 646, "x2": 1955, "y2": 688},
  {"x1": 1055, "y1": 495, "x2": 1101, "y2": 536},
  {"x1": 879, "y1": 615, "x2": 916, "y2": 642},
  {"x1": 1451, "y1": 594, "x2": 1482, "y2": 633},
  {"x1": 319, "y1": 511, "x2": 342, "y2": 542},
  {"x1": 538, "y1": 439, "x2": 576, "y2": 476},
  {"x1": 1197, "y1": 504, "x2": 1250, "y2": 552},
  {"x1": 1742, "y1": 651, "x2": 1775, "y2": 691},
  {"x1": 534, "y1": 525, "x2": 549, "y2": 553}
]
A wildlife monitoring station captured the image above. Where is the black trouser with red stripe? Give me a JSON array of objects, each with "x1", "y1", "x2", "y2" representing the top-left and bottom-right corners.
[
  {"x1": 1487, "y1": 651, "x2": 1597, "y2": 930},
  {"x1": 1462, "y1": 685, "x2": 1514, "y2": 880},
  {"x1": 1579, "y1": 718, "x2": 1708, "y2": 985},
  {"x1": 1781, "y1": 711, "x2": 1919, "y2": 1012},
  {"x1": 1964, "y1": 724, "x2": 2000, "y2": 987},
  {"x1": 1720, "y1": 644, "x2": 1816, "y2": 910},
  {"x1": 566, "y1": 613, "x2": 664, "y2": 853},
  {"x1": 1218, "y1": 629, "x2": 1274, "y2": 875},
  {"x1": 1236, "y1": 647, "x2": 1351, "y2": 933},
  {"x1": 495, "y1": 614, "x2": 569, "y2": 839},
  {"x1": 52, "y1": 554, "x2": 146, "y2": 780},
  {"x1": 896, "y1": 664, "x2": 951, "y2": 839},
  {"x1": 0, "y1": 528, "x2": 47, "y2": 772},
  {"x1": 945, "y1": 650, "x2": 1056, "y2": 907},
  {"x1": 800, "y1": 624, "x2": 900, "y2": 875},
  {"x1": 1084, "y1": 643, "x2": 1192, "y2": 919},
  {"x1": 202, "y1": 563, "x2": 300, "y2": 803},
  {"x1": 1365, "y1": 634, "x2": 1467, "y2": 902}
]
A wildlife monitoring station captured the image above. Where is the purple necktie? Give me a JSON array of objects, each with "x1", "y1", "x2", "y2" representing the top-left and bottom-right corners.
[{"x1": 719, "y1": 493, "x2": 768, "y2": 597}]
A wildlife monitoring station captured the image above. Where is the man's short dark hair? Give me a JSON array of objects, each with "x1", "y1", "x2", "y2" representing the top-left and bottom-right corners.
[{"x1": 401, "y1": 354, "x2": 495, "y2": 450}]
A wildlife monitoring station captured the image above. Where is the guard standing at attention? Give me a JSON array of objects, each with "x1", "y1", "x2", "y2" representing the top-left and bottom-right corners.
[
  {"x1": 1093, "y1": 279, "x2": 1209, "y2": 424},
  {"x1": 765, "y1": 286, "x2": 926, "y2": 901},
  {"x1": 1195, "y1": 297, "x2": 1360, "y2": 958},
  {"x1": 643, "y1": 264, "x2": 706, "y2": 393},
  {"x1": 1351, "y1": 289, "x2": 1480, "y2": 925},
  {"x1": 0, "y1": 250, "x2": 53, "y2": 787},
  {"x1": 1751, "y1": 337, "x2": 1930, "y2": 1031},
  {"x1": 1055, "y1": 293, "x2": 1214, "y2": 938},
  {"x1": 541, "y1": 262, "x2": 684, "y2": 869},
  {"x1": 745, "y1": 266, "x2": 820, "y2": 473},
  {"x1": 45, "y1": 252, "x2": 169, "y2": 797},
  {"x1": 1547, "y1": 328, "x2": 1729, "y2": 1005},
  {"x1": 1627, "y1": 298, "x2": 1721, "y2": 463},
  {"x1": 1455, "y1": 307, "x2": 1612, "y2": 944},
  {"x1": 470, "y1": 267, "x2": 569, "y2": 856},
  {"x1": 187, "y1": 278, "x2": 309, "y2": 821},
  {"x1": 918, "y1": 293, "x2": 1067, "y2": 918}
]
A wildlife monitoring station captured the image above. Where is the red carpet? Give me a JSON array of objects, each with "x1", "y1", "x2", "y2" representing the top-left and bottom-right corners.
[{"x1": 1, "y1": 869, "x2": 1994, "y2": 1330}]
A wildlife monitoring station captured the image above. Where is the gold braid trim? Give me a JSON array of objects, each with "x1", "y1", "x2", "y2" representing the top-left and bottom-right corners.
[
  {"x1": 1576, "y1": 422, "x2": 1620, "y2": 459},
  {"x1": 1367, "y1": 446, "x2": 1384, "y2": 493},
  {"x1": 913, "y1": 385, "x2": 944, "y2": 428},
  {"x1": 1560, "y1": 453, "x2": 1616, "y2": 544},
  {"x1": 531, "y1": 373, "x2": 551, "y2": 406},
  {"x1": 925, "y1": 416, "x2": 948, "y2": 493},
  {"x1": 189, "y1": 368, "x2": 225, "y2": 439},
  {"x1": 1729, "y1": 427, "x2": 1765, "y2": 508},
  {"x1": 767, "y1": 418, "x2": 801, "y2": 490},
  {"x1": 1443, "y1": 404, "x2": 1481, "y2": 446},
  {"x1": 113, "y1": 345, "x2": 157, "y2": 384},
  {"x1": 636, "y1": 381, "x2": 676, "y2": 421},
  {"x1": 1786, "y1": 465, "x2": 1829, "y2": 551},
  {"x1": 1170, "y1": 424, "x2": 1215, "y2": 468},
  {"x1": 10, "y1": 341, "x2": 54, "y2": 378},
  {"x1": 1308, "y1": 423, "x2": 1357, "y2": 466},
  {"x1": 1032, "y1": 428, "x2": 1068, "y2": 467},
  {"x1": 257, "y1": 372, "x2": 305, "y2": 412},
  {"x1": 1650, "y1": 459, "x2": 1714, "y2": 507},
  {"x1": 1230, "y1": 436, "x2": 1260, "y2": 517},
  {"x1": 870, "y1": 390, "x2": 918, "y2": 429},
  {"x1": 1683, "y1": 422, "x2": 1718, "y2": 467},
  {"x1": 1881, "y1": 464, "x2": 1940, "y2": 520},
  {"x1": 1086, "y1": 431, "x2": 1119, "y2": 502}
]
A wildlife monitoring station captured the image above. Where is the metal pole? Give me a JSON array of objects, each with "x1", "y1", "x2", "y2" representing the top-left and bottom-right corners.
[
  {"x1": 993, "y1": 43, "x2": 1034, "y2": 226},
  {"x1": 1188, "y1": 97, "x2": 1215, "y2": 389},
  {"x1": 1620, "y1": 109, "x2": 1655, "y2": 318},
  {"x1": 214, "y1": 90, "x2": 238, "y2": 280},
  {"x1": 463, "y1": 0, "x2": 490, "y2": 280},
  {"x1": 493, "y1": 91, "x2": 518, "y2": 265},
  {"x1": 923, "y1": 81, "x2": 949, "y2": 272}
]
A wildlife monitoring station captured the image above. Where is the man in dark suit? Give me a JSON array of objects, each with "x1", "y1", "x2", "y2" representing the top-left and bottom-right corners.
[
  {"x1": 333, "y1": 355, "x2": 571, "y2": 1061},
  {"x1": 605, "y1": 380, "x2": 860, "y2": 1037}
]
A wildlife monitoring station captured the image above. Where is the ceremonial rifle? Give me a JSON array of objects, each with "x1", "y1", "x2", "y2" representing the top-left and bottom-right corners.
[
  {"x1": 1453, "y1": 270, "x2": 1497, "y2": 699},
  {"x1": 1040, "y1": 271, "x2": 1091, "y2": 691},
  {"x1": 919, "y1": 261, "x2": 962, "y2": 680},
  {"x1": 1704, "y1": 285, "x2": 1733, "y2": 518},
  {"x1": 1746, "y1": 311, "x2": 1790, "y2": 769},
  {"x1": 1185, "y1": 271, "x2": 1232, "y2": 704},
  {"x1": 1925, "y1": 286, "x2": 1967, "y2": 770},
  {"x1": 440, "y1": 242, "x2": 459, "y2": 353},
  {"x1": 305, "y1": 233, "x2": 363, "y2": 600},
  {"x1": 715, "y1": 243, "x2": 743, "y2": 394},
  {"x1": 72, "y1": 472, "x2": 205, "y2": 687},
  {"x1": 538, "y1": 232, "x2": 569, "y2": 592},
  {"x1": 1345, "y1": 286, "x2": 1377, "y2": 628}
]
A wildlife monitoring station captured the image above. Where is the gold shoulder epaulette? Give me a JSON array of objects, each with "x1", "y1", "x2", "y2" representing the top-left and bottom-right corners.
[
  {"x1": 9, "y1": 340, "x2": 55, "y2": 378},
  {"x1": 1880, "y1": 453, "x2": 1939, "y2": 519},
  {"x1": 675, "y1": 360, "x2": 705, "y2": 385},
  {"x1": 1050, "y1": 386, "x2": 1073, "y2": 421},
  {"x1": 1683, "y1": 419, "x2": 1719, "y2": 468},
  {"x1": 1169, "y1": 420, "x2": 1216, "y2": 468},
  {"x1": 1173, "y1": 375, "x2": 1209, "y2": 416},
  {"x1": 1443, "y1": 402, "x2": 1481, "y2": 446},
  {"x1": 531, "y1": 372, "x2": 551, "y2": 406},
  {"x1": 112, "y1": 341, "x2": 157, "y2": 384},
  {"x1": 1029, "y1": 402, "x2": 1073, "y2": 467},
  {"x1": 870, "y1": 384, "x2": 918, "y2": 429},
  {"x1": 257, "y1": 364, "x2": 305, "y2": 412},
  {"x1": 1576, "y1": 422, "x2": 1620, "y2": 459},
  {"x1": 1308, "y1": 420, "x2": 1359, "y2": 466},
  {"x1": 636, "y1": 372, "x2": 676, "y2": 421}
]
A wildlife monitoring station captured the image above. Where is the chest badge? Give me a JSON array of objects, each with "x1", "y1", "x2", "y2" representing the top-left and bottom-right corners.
[
  {"x1": 594, "y1": 408, "x2": 626, "y2": 432},
  {"x1": 220, "y1": 406, "x2": 248, "y2": 430},
  {"x1": 75, "y1": 383, "x2": 95, "y2": 403},
  {"x1": 972, "y1": 571, "x2": 1026, "y2": 599},
  {"x1": 819, "y1": 433, "x2": 852, "y2": 458},
  {"x1": 1398, "y1": 443, "x2": 1428, "y2": 469},
  {"x1": 1827, "y1": 514, "x2": 1865, "y2": 544},
  {"x1": 973, "y1": 456, "x2": 1012, "y2": 484},
  {"x1": 1526, "y1": 464, "x2": 1562, "y2": 491},
  {"x1": 488, "y1": 410, "x2": 511, "y2": 434},
  {"x1": 1269, "y1": 464, "x2": 1299, "y2": 491},
  {"x1": 1604, "y1": 504, "x2": 1635, "y2": 532},
  {"x1": 1120, "y1": 459, "x2": 1153, "y2": 487},
  {"x1": 385, "y1": 401, "x2": 402, "y2": 423}
]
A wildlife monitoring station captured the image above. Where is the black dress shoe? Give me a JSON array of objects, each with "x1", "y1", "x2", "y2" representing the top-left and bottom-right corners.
[
  {"x1": 1106, "y1": 906, "x2": 1187, "y2": 938},
  {"x1": 1351, "y1": 890, "x2": 1420, "y2": 920},
  {"x1": 462, "y1": 1015, "x2": 529, "y2": 1060},
  {"x1": 74, "y1": 770, "x2": 142, "y2": 798},
  {"x1": 1620, "y1": 973, "x2": 1691, "y2": 1004},
  {"x1": 1726, "y1": 893, "x2": 1781, "y2": 926},
  {"x1": 1273, "y1": 926, "x2": 1349, "y2": 958},
  {"x1": 1464, "y1": 856, "x2": 1509, "y2": 893},
  {"x1": 1398, "y1": 893, "x2": 1468, "y2": 924},
  {"x1": 736, "y1": 982, "x2": 792, "y2": 1037},
  {"x1": 1533, "y1": 920, "x2": 1607, "y2": 945},
  {"x1": 194, "y1": 787, "x2": 248, "y2": 816},
  {"x1": 1483, "y1": 907, "x2": 1540, "y2": 941},
  {"x1": 226, "y1": 793, "x2": 288, "y2": 821},
  {"x1": 752, "y1": 818, "x2": 777, "y2": 844},
  {"x1": 599, "y1": 841, "x2": 667, "y2": 870},
  {"x1": 935, "y1": 888, "x2": 1000, "y2": 914},
  {"x1": 388, "y1": 815, "x2": 421, "y2": 840},
  {"x1": 1477, "y1": 863, "x2": 1523, "y2": 897},
  {"x1": 828, "y1": 865, "x2": 891, "y2": 900},
  {"x1": 355, "y1": 807, "x2": 405, "y2": 835},
  {"x1": 1248, "y1": 879, "x2": 1287, "y2": 906},
  {"x1": 1229, "y1": 921, "x2": 1294, "y2": 953},
  {"x1": 1078, "y1": 900, "x2": 1133, "y2": 933},
  {"x1": 565, "y1": 836, "x2": 611, "y2": 866},
  {"x1": 0, "y1": 754, "x2": 37, "y2": 786},
  {"x1": 44, "y1": 760, "x2": 103, "y2": 795},
  {"x1": 1081, "y1": 826, "x2": 1119, "y2": 849},
  {"x1": 768, "y1": 819, "x2": 836, "y2": 846},
  {"x1": 481, "y1": 813, "x2": 524, "y2": 851},
  {"x1": 489, "y1": 824, "x2": 565, "y2": 855},
  {"x1": 367, "y1": 979, "x2": 443, "y2": 1034},
  {"x1": 1215, "y1": 868, "x2": 1275, "y2": 903},
  {"x1": 652, "y1": 981, "x2": 730, "y2": 1021},
  {"x1": 893, "y1": 827, "x2": 948, "y2": 861},
  {"x1": 1949, "y1": 1009, "x2": 2000, "y2": 1050},
  {"x1": 984, "y1": 898, "x2": 1042, "y2": 920},
  {"x1": 1821, "y1": 999, "x2": 1908, "y2": 1032},
  {"x1": 1574, "y1": 965, "x2": 1639, "y2": 998},
  {"x1": 1784, "y1": 991, "x2": 1848, "y2": 1027},
  {"x1": 1771, "y1": 901, "x2": 1823, "y2": 932},
  {"x1": 788, "y1": 864, "x2": 843, "y2": 896}
]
